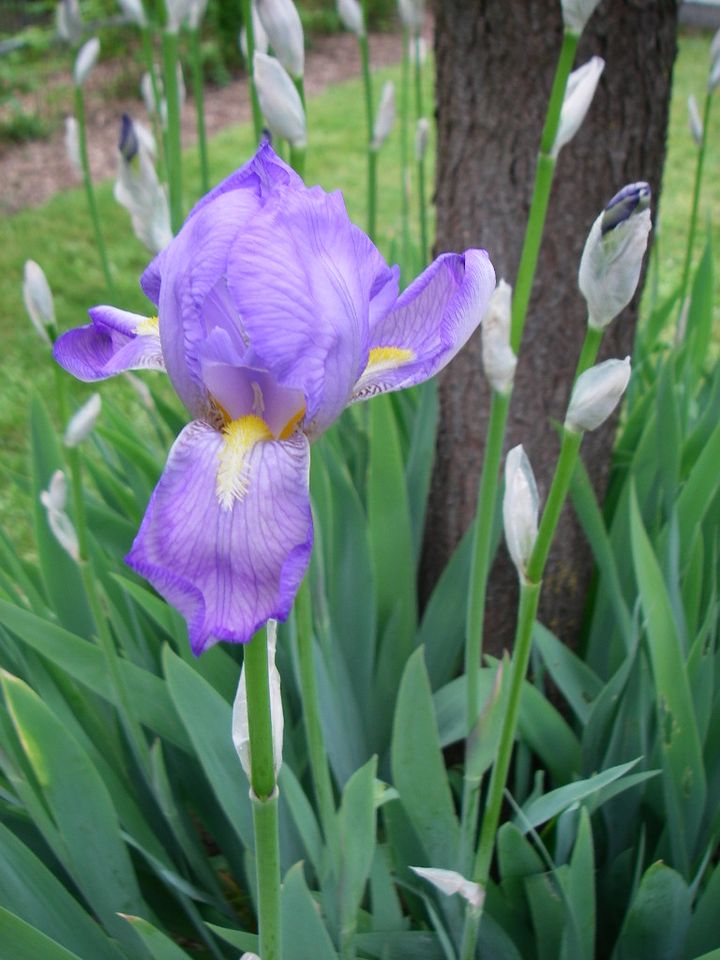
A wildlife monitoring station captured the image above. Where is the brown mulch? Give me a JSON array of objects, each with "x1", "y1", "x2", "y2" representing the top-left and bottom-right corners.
[{"x1": 0, "y1": 27, "x2": 412, "y2": 215}]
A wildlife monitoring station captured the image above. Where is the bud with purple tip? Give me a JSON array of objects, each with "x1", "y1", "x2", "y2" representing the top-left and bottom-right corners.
[{"x1": 579, "y1": 182, "x2": 652, "y2": 329}]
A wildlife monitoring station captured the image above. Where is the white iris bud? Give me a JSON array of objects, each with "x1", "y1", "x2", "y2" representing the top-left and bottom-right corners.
[
  {"x1": 503, "y1": 445, "x2": 539, "y2": 581},
  {"x1": 481, "y1": 279, "x2": 516, "y2": 395},
  {"x1": 254, "y1": 52, "x2": 307, "y2": 147},
  {"x1": 578, "y1": 182, "x2": 652, "y2": 330},
  {"x1": 256, "y1": 0, "x2": 305, "y2": 79},
  {"x1": 552, "y1": 57, "x2": 604, "y2": 157},
  {"x1": 565, "y1": 357, "x2": 631, "y2": 433}
]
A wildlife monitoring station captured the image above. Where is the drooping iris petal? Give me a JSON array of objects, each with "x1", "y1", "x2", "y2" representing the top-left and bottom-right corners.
[
  {"x1": 53, "y1": 305, "x2": 164, "y2": 381},
  {"x1": 226, "y1": 186, "x2": 394, "y2": 433},
  {"x1": 126, "y1": 420, "x2": 313, "y2": 653},
  {"x1": 351, "y1": 249, "x2": 495, "y2": 400}
]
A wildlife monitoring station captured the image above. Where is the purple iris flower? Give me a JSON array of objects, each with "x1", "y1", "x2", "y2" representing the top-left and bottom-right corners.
[{"x1": 54, "y1": 143, "x2": 495, "y2": 654}]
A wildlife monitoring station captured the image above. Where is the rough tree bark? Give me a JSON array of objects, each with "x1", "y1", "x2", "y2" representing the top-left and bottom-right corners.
[{"x1": 422, "y1": 0, "x2": 678, "y2": 651}]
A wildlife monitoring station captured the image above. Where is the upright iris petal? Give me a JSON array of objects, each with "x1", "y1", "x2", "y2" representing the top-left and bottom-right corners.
[{"x1": 53, "y1": 143, "x2": 496, "y2": 653}]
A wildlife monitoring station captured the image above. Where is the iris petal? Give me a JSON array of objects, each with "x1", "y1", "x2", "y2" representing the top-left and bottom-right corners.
[
  {"x1": 226, "y1": 185, "x2": 394, "y2": 434},
  {"x1": 126, "y1": 420, "x2": 313, "y2": 654},
  {"x1": 53, "y1": 305, "x2": 164, "y2": 381},
  {"x1": 351, "y1": 250, "x2": 496, "y2": 401}
]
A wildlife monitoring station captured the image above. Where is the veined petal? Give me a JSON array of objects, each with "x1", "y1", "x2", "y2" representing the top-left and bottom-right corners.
[
  {"x1": 226, "y1": 185, "x2": 393, "y2": 433},
  {"x1": 53, "y1": 305, "x2": 164, "y2": 381},
  {"x1": 140, "y1": 141, "x2": 297, "y2": 308},
  {"x1": 126, "y1": 420, "x2": 313, "y2": 654},
  {"x1": 352, "y1": 249, "x2": 495, "y2": 401}
]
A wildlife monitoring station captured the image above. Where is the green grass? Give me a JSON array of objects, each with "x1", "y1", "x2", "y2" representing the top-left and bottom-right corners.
[{"x1": 0, "y1": 27, "x2": 717, "y2": 552}]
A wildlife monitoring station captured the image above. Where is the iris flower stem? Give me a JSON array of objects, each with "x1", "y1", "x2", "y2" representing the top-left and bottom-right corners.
[
  {"x1": 73, "y1": 86, "x2": 115, "y2": 298},
  {"x1": 161, "y1": 29, "x2": 183, "y2": 233},
  {"x1": 399, "y1": 29, "x2": 411, "y2": 268},
  {"x1": 189, "y1": 26, "x2": 210, "y2": 195},
  {"x1": 413, "y1": 32, "x2": 428, "y2": 264},
  {"x1": 678, "y1": 88, "x2": 714, "y2": 321},
  {"x1": 289, "y1": 145, "x2": 306, "y2": 177},
  {"x1": 239, "y1": 0, "x2": 263, "y2": 142},
  {"x1": 293, "y1": 579, "x2": 339, "y2": 862},
  {"x1": 244, "y1": 627, "x2": 282, "y2": 960},
  {"x1": 510, "y1": 29, "x2": 578, "y2": 352},
  {"x1": 140, "y1": 25, "x2": 168, "y2": 184},
  {"x1": 462, "y1": 418, "x2": 589, "y2": 956},
  {"x1": 53, "y1": 367, "x2": 150, "y2": 774},
  {"x1": 459, "y1": 31, "x2": 579, "y2": 958},
  {"x1": 459, "y1": 582, "x2": 541, "y2": 960},
  {"x1": 358, "y1": 6, "x2": 376, "y2": 240}
]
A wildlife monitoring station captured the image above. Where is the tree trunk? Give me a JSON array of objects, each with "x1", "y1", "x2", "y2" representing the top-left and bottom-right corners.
[{"x1": 422, "y1": 0, "x2": 678, "y2": 652}]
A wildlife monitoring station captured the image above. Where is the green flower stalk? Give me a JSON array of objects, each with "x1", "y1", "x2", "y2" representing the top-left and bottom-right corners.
[
  {"x1": 240, "y1": 0, "x2": 265, "y2": 142},
  {"x1": 358, "y1": 4, "x2": 376, "y2": 240},
  {"x1": 233, "y1": 623, "x2": 284, "y2": 960},
  {"x1": 413, "y1": 36, "x2": 428, "y2": 262},
  {"x1": 73, "y1": 39, "x2": 115, "y2": 297},
  {"x1": 460, "y1": 31, "x2": 585, "y2": 861},
  {"x1": 678, "y1": 86, "x2": 714, "y2": 322},
  {"x1": 460, "y1": 180, "x2": 651, "y2": 959}
]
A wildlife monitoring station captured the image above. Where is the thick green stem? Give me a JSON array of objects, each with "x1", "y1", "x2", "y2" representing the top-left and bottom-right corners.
[
  {"x1": 74, "y1": 86, "x2": 115, "y2": 297},
  {"x1": 244, "y1": 627, "x2": 282, "y2": 960},
  {"x1": 463, "y1": 390, "x2": 510, "y2": 743},
  {"x1": 460, "y1": 581, "x2": 542, "y2": 960},
  {"x1": 189, "y1": 27, "x2": 210, "y2": 194},
  {"x1": 359, "y1": 18, "x2": 376, "y2": 240},
  {"x1": 399, "y1": 29, "x2": 411, "y2": 267},
  {"x1": 162, "y1": 29, "x2": 183, "y2": 232},
  {"x1": 293, "y1": 580, "x2": 338, "y2": 859},
  {"x1": 510, "y1": 30, "x2": 579, "y2": 352},
  {"x1": 239, "y1": 0, "x2": 263, "y2": 142},
  {"x1": 289, "y1": 145, "x2": 306, "y2": 177},
  {"x1": 678, "y1": 88, "x2": 714, "y2": 316},
  {"x1": 140, "y1": 25, "x2": 168, "y2": 183},
  {"x1": 527, "y1": 429, "x2": 583, "y2": 583}
]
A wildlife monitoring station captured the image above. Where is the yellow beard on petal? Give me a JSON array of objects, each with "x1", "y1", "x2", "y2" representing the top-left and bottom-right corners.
[
  {"x1": 136, "y1": 315, "x2": 160, "y2": 337},
  {"x1": 366, "y1": 346, "x2": 415, "y2": 371},
  {"x1": 216, "y1": 415, "x2": 272, "y2": 510}
]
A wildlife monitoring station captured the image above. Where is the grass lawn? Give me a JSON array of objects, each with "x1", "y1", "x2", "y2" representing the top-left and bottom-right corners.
[{"x1": 0, "y1": 27, "x2": 717, "y2": 554}]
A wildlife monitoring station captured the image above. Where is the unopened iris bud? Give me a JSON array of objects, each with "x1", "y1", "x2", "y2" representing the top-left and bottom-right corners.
[
  {"x1": 240, "y1": 954, "x2": 261, "y2": 960},
  {"x1": 57, "y1": 0, "x2": 83, "y2": 44},
  {"x1": 256, "y1": 0, "x2": 305, "y2": 79},
  {"x1": 552, "y1": 56, "x2": 604, "y2": 157},
  {"x1": 115, "y1": 115, "x2": 171, "y2": 253},
  {"x1": 64, "y1": 116, "x2": 82, "y2": 176},
  {"x1": 415, "y1": 117, "x2": 429, "y2": 162},
  {"x1": 398, "y1": 0, "x2": 424, "y2": 34},
  {"x1": 503, "y1": 445, "x2": 539, "y2": 581},
  {"x1": 410, "y1": 867, "x2": 484, "y2": 909},
  {"x1": 254, "y1": 52, "x2": 307, "y2": 147},
  {"x1": 23, "y1": 260, "x2": 56, "y2": 345},
  {"x1": 117, "y1": 0, "x2": 147, "y2": 27},
  {"x1": 481, "y1": 279, "x2": 516, "y2": 395},
  {"x1": 74, "y1": 37, "x2": 100, "y2": 86},
  {"x1": 565, "y1": 357, "x2": 631, "y2": 433},
  {"x1": 579, "y1": 181, "x2": 651, "y2": 329},
  {"x1": 65, "y1": 393, "x2": 102, "y2": 447},
  {"x1": 372, "y1": 81, "x2": 396, "y2": 149},
  {"x1": 411, "y1": 35, "x2": 428, "y2": 67},
  {"x1": 40, "y1": 470, "x2": 79, "y2": 562},
  {"x1": 688, "y1": 94, "x2": 703, "y2": 145},
  {"x1": 561, "y1": 0, "x2": 601, "y2": 35},
  {"x1": 232, "y1": 621, "x2": 284, "y2": 781},
  {"x1": 337, "y1": 0, "x2": 364, "y2": 36}
]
